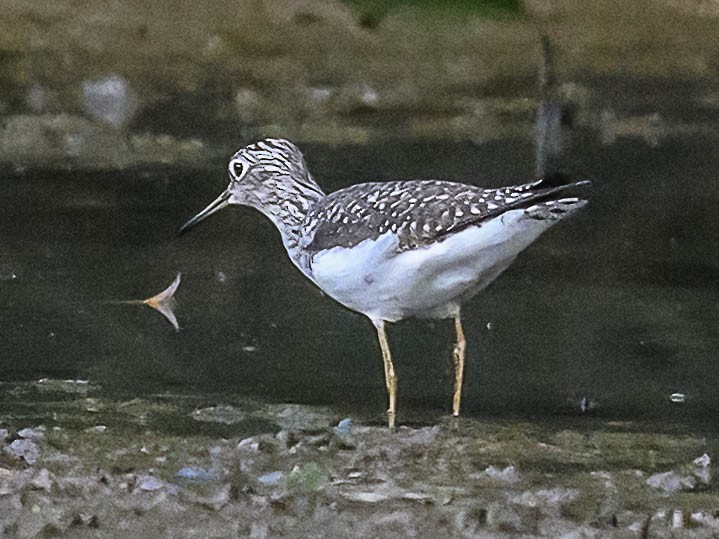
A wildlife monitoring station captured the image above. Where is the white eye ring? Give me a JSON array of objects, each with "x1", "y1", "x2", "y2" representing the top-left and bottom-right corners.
[{"x1": 230, "y1": 160, "x2": 244, "y2": 178}]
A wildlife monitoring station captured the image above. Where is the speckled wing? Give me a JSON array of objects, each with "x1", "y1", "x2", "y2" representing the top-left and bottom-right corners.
[{"x1": 302, "y1": 176, "x2": 586, "y2": 253}]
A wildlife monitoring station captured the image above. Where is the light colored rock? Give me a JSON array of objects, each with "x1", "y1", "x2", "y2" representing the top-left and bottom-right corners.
[
  {"x1": 17, "y1": 427, "x2": 45, "y2": 441},
  {"x1": 693, "y1": 453, "x2": 711, "y2": 484},
  {"x1": 646, "y1": 471, "x2": 696, "y2": 493},
  {"x1": 343, "y1": 490, "x2": 390, "y2": 503},
  {"x1": 30, "y1": 468, "x2": 53, "y2": 491},
  {"x1": 257, "y1": 471, "x2": 283, "y2": 487},
  {"x1": 672, "y1": 509, "x2": 683, "y2": 528},
  {"x1": 485, "y1": 465, "x2": 520, "y2": 484},
  {"x1": 136, "y1": 475, "x2": 165, "y2": 492},
  {"x1": 197, "y1": 484, "x2": 231, "y2": 511},
  {"x1": 690, "y1": 510, "x2": 719, "y2": 528},
  {"x1": 176, "y1": 467, "x2": 216, "y2": 481},
  {"x1": 4, "y1": 439, "x2": 40, "y2": 465}
]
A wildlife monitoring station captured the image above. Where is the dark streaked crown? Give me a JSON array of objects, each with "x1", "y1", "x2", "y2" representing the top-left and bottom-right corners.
[{"x1": 224, "y1": 139, "x2": 326, "y2": 243}]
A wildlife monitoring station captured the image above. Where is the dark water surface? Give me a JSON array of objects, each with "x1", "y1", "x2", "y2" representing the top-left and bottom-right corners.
[{"x1": 1, "y1": 130, "x2": 718, "y2": 430}]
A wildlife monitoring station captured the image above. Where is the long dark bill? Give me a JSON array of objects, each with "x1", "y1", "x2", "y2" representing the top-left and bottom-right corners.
[{"x1": 178, "y1": 190, "x2": 231, "y2": 235}]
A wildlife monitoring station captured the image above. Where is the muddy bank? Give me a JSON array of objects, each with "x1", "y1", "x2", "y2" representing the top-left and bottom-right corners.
[
  {"x1": 0, "y1": 1, "x2": 718, "y2": 168},
  {"x1": 1, "y1": 379, "x2": 719, "y2": 537}
]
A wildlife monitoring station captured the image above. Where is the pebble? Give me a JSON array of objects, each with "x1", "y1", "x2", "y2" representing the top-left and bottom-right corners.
[
  {"x1": 136, "y1": 475, "x2": 165, "y2": 492},
  {"x1": 693, "y1": 453, "x2": 711, "y2": 484},
  {"x1": 4, "y1": 439, "x2": 40, "y2": 465},
  {"x1": 17, "y1": 427, "x2": 45, "y2": 441},
  {"x1": 176, "y1": 467, "x2": 216, "y2": 481},
  {"x1": 333, "y1": 417, "x2": 353, "y2": 439},
  {"x1": 484, "y1": 465, "x2": 520, "y2": 484},
  {"x1": 646, "y1": 471, "x2": 696, "y2": 493},
  {"x1": 257, "y1": 471, "x2": 283, "y2": 487},
  {"x1": 30, "y1": 468, "x2": 53, "y2": 491},
  {"x1": 344, "y1": 491, "x2": 390, "y2": 503}
]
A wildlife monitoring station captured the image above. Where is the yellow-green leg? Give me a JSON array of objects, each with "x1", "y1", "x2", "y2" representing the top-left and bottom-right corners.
[
  {"x1": 375, "y1": 321, "x2": 397, "y2": 428},
  {"x1": 452, "y1": 311, "x2": 467, "y2": 417}
]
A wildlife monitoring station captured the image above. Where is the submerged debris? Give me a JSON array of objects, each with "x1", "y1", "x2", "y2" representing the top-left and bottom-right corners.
[{"x1": 110, "y1": 272, "x2": 182, "y2": 331}]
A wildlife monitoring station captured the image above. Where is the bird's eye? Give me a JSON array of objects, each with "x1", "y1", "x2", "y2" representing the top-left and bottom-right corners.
[{"x1": 231, "y1": 161, "x2": 244, "y2": 178}]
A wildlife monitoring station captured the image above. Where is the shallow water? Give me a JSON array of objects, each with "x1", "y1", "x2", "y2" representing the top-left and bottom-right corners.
[{"x1": 1, "y1": 112, "x2": 718, "y2": 432}]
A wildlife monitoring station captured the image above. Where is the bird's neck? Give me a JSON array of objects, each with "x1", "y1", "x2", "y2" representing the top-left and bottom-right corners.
[{"x1": 255, "y1": 176, "x2": 325, "y2": 267}]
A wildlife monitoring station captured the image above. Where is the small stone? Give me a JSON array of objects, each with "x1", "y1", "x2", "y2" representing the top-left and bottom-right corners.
[
  {"x1": 257, "y1": 471, "x2": 283, "y2": 487},
  {"x1": 4, "y1": 439, "x2": 40, "y2": 465},
  {"x1": 343, "y1": 491, "x2": 390, "y2": 503},
  {"x1": 17, "y1": 427, "x2": 45, "y2": 441},
  {"x1": 198, "y1": 484, "x2": 231, "y2": 511},
  {"x1": 690, "y1": 511, "x2": 719, "y2": 528},
  {"x1": 176, "y1": 467, "x2": 216, "y2": 481},
  {"x1": 136, "y1": 476, "x2": 164, "y2": 492},
  {"x1": 484, "y1": 465, "x2": 520, "y2": 484},
  {"x1": 646, "y1": 471, "x2": 696, "y2": 493},
  {"x1": 693, "y1": 453, "x2": 711, "y2": 484},
  {"x1": 672, "y1": 509, "x2": 683, "y2": 528},
  {"x1": 333, "y1": 417, "x2": 353, "y2": 438},
  {"x1": 694, "y1": 453, "x2": 711, "y2": 467},
  {"x1": 237, "y1": 437, "x2": 260, "y2": 452},
  {"x1": 30, "y1": 468, "x2": 53, "y2": 491}
]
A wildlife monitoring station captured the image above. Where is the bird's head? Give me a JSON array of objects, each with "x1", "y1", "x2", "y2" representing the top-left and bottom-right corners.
[{"x1": 179, "y1": 138, "x2": 325, "y2": 234}]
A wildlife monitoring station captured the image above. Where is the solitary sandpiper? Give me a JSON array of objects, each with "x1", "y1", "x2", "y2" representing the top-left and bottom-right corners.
[{"x1": 180, "y1": 138, "x2": 588, "y2": 427}]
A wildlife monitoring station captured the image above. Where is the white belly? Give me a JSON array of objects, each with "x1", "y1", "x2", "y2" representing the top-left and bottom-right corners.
[{"x1": 308, "y1": 209, "x2": 558, "y2": 323}]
